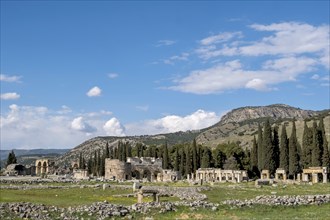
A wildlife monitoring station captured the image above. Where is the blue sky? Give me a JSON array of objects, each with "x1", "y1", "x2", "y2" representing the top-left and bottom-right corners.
[{"x1": 1, "y1": 1, "x2": 329, "y2": 149}]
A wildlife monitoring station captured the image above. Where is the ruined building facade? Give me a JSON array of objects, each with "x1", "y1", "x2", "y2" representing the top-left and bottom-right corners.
[{"x1": 105, "y1": 157, "x2": 181, "y2": 182}]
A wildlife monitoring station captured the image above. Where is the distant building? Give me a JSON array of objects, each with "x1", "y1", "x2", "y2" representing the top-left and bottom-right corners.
[{"x1": 105, "y1": 157, "x2": 181, "y2": 182}]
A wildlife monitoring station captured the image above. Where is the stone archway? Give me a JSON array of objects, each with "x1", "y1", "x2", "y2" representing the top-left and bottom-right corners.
[
  {"x1": 142, "y1": 169, "x2": 152, "y2": 181},
  {"x1": 42, "y1": 161, "x2": 47, "y2": 174},
  {"x1": 132, "y1": 170, "x2": 141, "y2": 179},
  {"x1": 36, "y1": 161, "x2": 42, "y2": 175}
]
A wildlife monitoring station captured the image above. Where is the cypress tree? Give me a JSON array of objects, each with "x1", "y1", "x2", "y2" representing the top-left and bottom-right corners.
[
  {"x1": 279, "y1": 124, "x2": 289, "y2": 173},
  {"x1": 201, "y1": 147, "x2": 211, "y2": 168},
  {"x1": 257, "y1": 123, "x2": 263, "y2": 172},
  {"x1": 311, "y1": 121, "x2": 322, "y2": 166},
  {"x1": 192, "y1": 139, "x2": 198, "y2": 173},
  {"x1": 185, "y1": 145, "x2": 192, "y2": 176},
  {"x1": 163, "y1": 141, "x2": 169, "y2": 169},
  {"x1": 273, "y1": 126, "x2": 280, "y2": 170},
  {"x1": 250, "y1": 136, "x2": 259, "y2": 175},
  {"x1": 288, "y1": 119, "x2": 300, "y2": 179},
  {"x1": 87, "y1": 155, "x2": 93, "y2": 175},
  {"x1": 263, "y1": 119, "x2": 276, "y2": 175},
  {"x1": 179, "y1": 147, "x2": 185, "y2": 177},
  {"x1": 213, "y1": 147, "x2": 226, "y2": 169},
  {"x1": 79, "y1": 152, "x2": 83, "y2": 169},
  {"x1": 319, "y1": 118, "x2": 330, "y2": 168},
  {"x1": 174, "y1": 146, "x2": 179, "y2": 171},
  {"x1": 105, "y1": 143, "x2": 110, "y2": 159},
  {"x1": 302, "y1": 121, "x2": 313, "y2": 168},
  {"x1": 224, "y1": 156, "x2": 239, "y2": 170}
]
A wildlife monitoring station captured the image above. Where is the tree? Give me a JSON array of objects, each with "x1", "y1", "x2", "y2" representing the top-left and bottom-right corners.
[
  {"x1": 263, "y1": 119, "x2": 276, "y2": 175},
  {"x1": 311, "y1": 121, "x2": 322, "y2": 166},
  {"x1": 185, "y1": 145, "x2": 192, "y2": 176},
  {"x1": 179, "y1": 147, "x2": 185, "y2": 177},
  {"x1": 213, "y1": 147, "x2": 226, "y2": 169},
  {"x1": 174, "y1": 146, "x2": 179, "y2": 171},
  {"x1": 79, "y1": 152, "x2": 83, "y2": 169},
  {"x1": 288, "y1": 119, "x2": 300, "y2": 179},
  {"x1": 257, "y1": 123, "x2": 263, "y2": 172},
  {"x1": 223, "y1": 156, "x2": 239, "y2": 170},
  {"x1": 201, "y1": 147, "x2": 211, "y2": 168},
  {"x1": 272, "y1": 126, "x2": 280, "y2": 170},
  {"x1": 302, "y1": 121, "x2": 313, "y2": 168},
  {"x1": 279, "y1": 124, "x2": 289, "y2": 173},
  {"x1": 250, "y1": 136, "x2": 259, "y2": 176},
  {"x1": 6, "y1": 150, "x2": 17, "y2": 166},
  {"x1": 192, "y1": 139, "x2": 198, "y2": 173},
  {"x1": 319, "y1": 117, "x2": 330, "y2": 169},
  {"x1": 163, "y1": 141, "x2": 169, "y2": 169}
]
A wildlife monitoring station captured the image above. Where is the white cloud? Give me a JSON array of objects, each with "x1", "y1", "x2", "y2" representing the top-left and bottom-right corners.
[
  {"x1": 136, "y1": 105, "x2": 149, "y2": 112},
  {"x1": 1, "y1": 92, "x2": 20, "y2": 100},
  {"x1": 103, "y1": 118, "x2": 126, "y2": 136},
  {"x1": 200, "y1": 32, "x2": 242, "y2": 45},
  {"x1": 0, "y1": 104, "x2": 116, "y2": 149},
  {"x1": 71, "y1": 117, "x2": 96, "y2": 133},
  {"x1": 169, "y1": 57, "x2": 317, "y2": 94},
  {"x1": 163, "y1": 52, "x2": 189, "y2": 65},
  {"x1": 195, "y1": 22, "x2": 329, "y2": 70},
  {"x1": 0, "y1": 74, "x2": 21, "y2": 82},
  {"x1": 125, "y1": 109, "x2": 221, "y2": 135},
  {"x1": 87, "y1": 86, "x2": 102, "y2": 97},
  {"x1": 156, "y1": 40, "x2": 176, "y2": 47},
  {"x1": 108, "y1": 73, "x2": 118, "y2": 79}
]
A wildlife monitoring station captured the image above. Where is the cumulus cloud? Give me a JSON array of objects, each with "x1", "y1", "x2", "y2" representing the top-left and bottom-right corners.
[
  {"x1": 0, "y1": 74, "x2": 22, "y2": 82},
  {"x1": 103, "y1": 118, "x2": 126, "y2": 136},
  {"x1": 1, "y1": 92, "x2": 20, "y2": 100},
  {"x1": 0, "y1": 104, "x2": 114, "y2": 149},
  {"x1": 71, "y1": 117, "x2": 96, "y2": 133},
  {"x1": 87, "y1": 86, "x2": 102, "y2": 97},
  {"x1": 125, "y1": 109, "x2": 221, "y2": 135},
  {"x1": 169, "y1": 57, "x2": 317, "y2": 94},
  {"x1": 170, "y1": 21, "x2": 329, "y2": 94}
]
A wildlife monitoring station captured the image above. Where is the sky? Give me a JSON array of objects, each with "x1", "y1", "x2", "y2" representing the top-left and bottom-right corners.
[{"x1": 1, "y1": 1, "x2": 329, "y2": 150}]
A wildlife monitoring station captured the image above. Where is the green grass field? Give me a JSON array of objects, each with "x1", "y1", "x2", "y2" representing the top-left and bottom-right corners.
[{"x1": 1, "y1": 182, "x2": 329, "y2": 219}]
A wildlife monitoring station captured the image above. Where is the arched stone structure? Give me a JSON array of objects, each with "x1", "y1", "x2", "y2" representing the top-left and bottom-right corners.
[{"x1": 35, "y1": 159, "x2": 54, "y2": 176}]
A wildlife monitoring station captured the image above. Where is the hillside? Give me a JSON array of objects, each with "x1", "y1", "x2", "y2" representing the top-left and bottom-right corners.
[{"x1": 55, "y1": 104, "x2": 330, "y2": 167}]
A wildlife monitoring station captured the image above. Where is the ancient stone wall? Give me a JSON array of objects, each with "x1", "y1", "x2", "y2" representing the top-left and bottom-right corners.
[{"x1": 104, "y1": 159, "x2": 132, "y2": 181}]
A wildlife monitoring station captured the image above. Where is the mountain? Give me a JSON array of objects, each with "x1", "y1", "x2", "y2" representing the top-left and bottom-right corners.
[
  {"x1": 217, "y1": 104, "x2": 316, "y2": 125},
  {"x1": 55, "y1": 104, "x2": 330, "y2": 167},
  {"x1": 196, "y1": 104, "x2": 325, "y2": 148}
]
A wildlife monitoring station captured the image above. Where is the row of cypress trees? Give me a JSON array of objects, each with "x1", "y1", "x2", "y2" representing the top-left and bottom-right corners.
[{"x1": 250, "y1": 118, "x2": 330, "y2": 179}]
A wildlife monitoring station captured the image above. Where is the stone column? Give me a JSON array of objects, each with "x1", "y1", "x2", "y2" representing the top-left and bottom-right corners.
[
  {"x1": 323, "y1": 173, "x2": 328, "y2": 183},
  {"x1": 275, "y1": 173, "x2": 279, "y2": 180},
  {"x1": 312, "y1": 173, "x2": 318, "y2": 183},
  {"x1": 302, "y1": 173, "x2": 308, "y2": 182},
  {"x1": 137, "y1": 192, "x2": 143, "y2": 203}
]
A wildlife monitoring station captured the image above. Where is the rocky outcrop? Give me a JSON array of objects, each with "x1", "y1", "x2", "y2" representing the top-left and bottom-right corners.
[{"x1": 219, "y1": 104, "x2": 316, "y2": 125}]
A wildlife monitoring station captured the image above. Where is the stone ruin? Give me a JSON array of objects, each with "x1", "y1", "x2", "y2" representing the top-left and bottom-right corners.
[
  {"x1": 4, "y1": 164, "x2": 36, "y2": 176},
  {"x1": 302, "y1": 167, "x2": 328, "y2": 183},
  {"x1": 35, "y1": 159, "x2": 55, "y2": 176},
  {"x1": 104, "y1": 157, "x2": 181, "y2": 182},
  {"x1": 195, "y1": 168, "x2": 248, "y2": 183}
]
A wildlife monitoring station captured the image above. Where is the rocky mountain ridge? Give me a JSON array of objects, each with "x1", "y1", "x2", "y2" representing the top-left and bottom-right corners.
[
  {"x1": 217, "y1": 104, "x2": 316, "y2": 125},
  {"x1": 55, "y1": 104, "x2": 329, "y2": 166}
]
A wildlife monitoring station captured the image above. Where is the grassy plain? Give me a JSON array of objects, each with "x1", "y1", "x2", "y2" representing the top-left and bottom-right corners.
[{"x1": 1, "y1": 181, "x2": 329, "y2": 219}]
